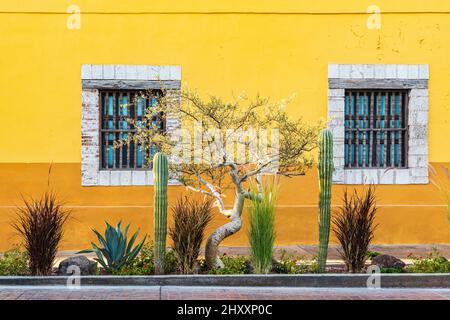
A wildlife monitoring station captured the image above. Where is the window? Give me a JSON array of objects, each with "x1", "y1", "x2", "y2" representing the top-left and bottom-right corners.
[
  {"x1": 344, "y1": 90, "x2": 408, "y2": 169},
  {"x1": 99, "y1": 90, "x2": 165, "y2": 170},
  {"x1": 328, "y1": 64, "x2": 429, "y2": 184},
  {"x1": 81, "y1": 64, "x2": 181, "y2": 186}
]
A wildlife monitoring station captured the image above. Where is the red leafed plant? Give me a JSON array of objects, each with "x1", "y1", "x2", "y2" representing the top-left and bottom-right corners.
[
  {"x1": 12, "y1": 192, "x2": 70, "y2": 275},
  {"x1": 332, "y1": 186, "x2": 378, "y2": 273},
  {"x1": 169, "y1": 196, "x2": 213, "y2": 274}
]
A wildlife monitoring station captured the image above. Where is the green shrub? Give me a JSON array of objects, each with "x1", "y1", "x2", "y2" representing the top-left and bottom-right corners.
[
  {"x1": 0, "y1": 247, "x2": 29, "y2": 276},
  {"x1": 248, "y1": 179, "x2": 277, "y2": 274},
  {"x1": 113, "y1": 242, "x2": 154, "y2": 275},
  {"x1": 308, "y1": 257, "x2": 320, "y2": 273},
  {"x1": 380, "y1": 267, "x2": 404, "y2": 273},
  {"x1": 273, "y1": 250, "x2": 298, "y2": 274},
  {"x1": 273, "y1": 256, "x2": 298, "y2": 274},
  {"x1": 164, "y1": 249, "x2": 177, "y2": 274},
  {"x1": 407, "y1": 250, "x2": 450, "y2": 273},
  {"x1": 367, "y1": 251, "x2": 382, "y2": 259},
  {"x1": 209, "y1": 255, "x2": 249, "y2": 275},
  {"x1": 273, "y1": 250, "x2": 316, "y2": 274},
  {"x1": 114, "y1": 242, "x2": 176, "y2": 275}
]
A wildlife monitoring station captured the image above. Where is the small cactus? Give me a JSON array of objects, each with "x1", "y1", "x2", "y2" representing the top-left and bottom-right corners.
[
  {"x1": 317, "y1": 129, "x2": 333, "y2": 273},
  {"x1": 153, "y1": 152, "x2": 168, "y2": 274}
]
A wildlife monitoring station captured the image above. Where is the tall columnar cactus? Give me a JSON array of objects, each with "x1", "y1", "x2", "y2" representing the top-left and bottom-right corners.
[
  {"x1": 317, "y1": 129, "x2": 334, "y2": 273},
  {"x1": 153, "y1": 152, "x2": 169, "y2": 275}
]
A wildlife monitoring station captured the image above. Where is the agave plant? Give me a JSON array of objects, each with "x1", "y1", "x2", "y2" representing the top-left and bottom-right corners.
[{"x1": 78, "y1": 221, "x2": 147, "y2": 273}]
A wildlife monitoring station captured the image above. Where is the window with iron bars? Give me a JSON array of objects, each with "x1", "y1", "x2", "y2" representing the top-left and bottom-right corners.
[
  {"x1": 344, "y1": 90, "x2": 409, "y2": 168},
  {"x1": 99, "y1": 89, "x2": 165, "y2": 170}
]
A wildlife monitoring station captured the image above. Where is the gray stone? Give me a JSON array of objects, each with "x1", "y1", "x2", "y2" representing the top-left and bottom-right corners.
[
  {"x1": 57, "y1": 256, "x2": 97, "y2": 276},
  {"x1": 371, "y1": 254, "x2": 406, "y2": 269}
]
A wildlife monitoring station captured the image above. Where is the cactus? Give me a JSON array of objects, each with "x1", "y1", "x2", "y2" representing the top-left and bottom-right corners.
[
  {"x1": 153, "y1": 152, "x2": 169, "y2": 274},
  {"x1": 317, "y1": 129, "x2": 334, "y2": 273}
]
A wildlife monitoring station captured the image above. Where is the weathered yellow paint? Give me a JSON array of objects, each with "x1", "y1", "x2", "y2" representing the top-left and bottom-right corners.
[{"x1": 0, "y1": 1, "x2": 449, "y2": 250}]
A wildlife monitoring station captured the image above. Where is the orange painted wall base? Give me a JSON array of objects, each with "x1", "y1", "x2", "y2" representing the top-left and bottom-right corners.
[{"x1": 0, "y1": 163, "x2": 449, "y2": 252}]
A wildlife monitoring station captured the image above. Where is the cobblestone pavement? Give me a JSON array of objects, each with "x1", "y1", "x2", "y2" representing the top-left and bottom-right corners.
[{"x1": 1, "y1": 286, "x2": 450, "y2": 300}]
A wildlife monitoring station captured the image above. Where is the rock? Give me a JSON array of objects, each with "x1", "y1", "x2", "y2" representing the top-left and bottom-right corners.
[
  {"x1": 371, "y1": 254, "x2": 405, "y2": 269},
  {"x1": 57, "y1": 256, "x2": 97, "y2": 276}
]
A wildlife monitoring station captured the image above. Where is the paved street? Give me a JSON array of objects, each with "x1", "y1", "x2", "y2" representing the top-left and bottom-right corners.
[{"x1": 1, "y1": 286, "x2": 449, "y2": 300}]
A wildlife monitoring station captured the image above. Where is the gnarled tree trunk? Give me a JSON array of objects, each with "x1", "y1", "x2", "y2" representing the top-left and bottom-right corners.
[{"x1": 205, "y1": 191, "x2": 246, "y2": 269}]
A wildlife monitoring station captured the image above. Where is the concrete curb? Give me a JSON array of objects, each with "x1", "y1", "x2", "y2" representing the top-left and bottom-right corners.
[{"x1": 0, "y1": 274, "x2": 449, "y2": 288}]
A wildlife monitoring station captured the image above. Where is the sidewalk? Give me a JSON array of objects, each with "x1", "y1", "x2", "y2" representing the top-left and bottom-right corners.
[{"x1": 1, "y1": 286, "x2": 449, "y2": 300}]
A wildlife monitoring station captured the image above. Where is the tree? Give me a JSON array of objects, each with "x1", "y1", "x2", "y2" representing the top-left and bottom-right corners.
[{"x1": 117, "y1": 87, "x2": 321, "y2": 268}]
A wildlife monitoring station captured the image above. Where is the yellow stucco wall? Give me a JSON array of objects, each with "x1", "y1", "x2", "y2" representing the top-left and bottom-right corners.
[{"x1": 0, "y1": 1, "x2": 449, "y2": 250}]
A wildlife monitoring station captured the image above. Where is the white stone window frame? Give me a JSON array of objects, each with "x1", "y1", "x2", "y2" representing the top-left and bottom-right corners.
[
  {"x1": 328, "y1": 64, "x2": 429, "y2": 184},
  {"x1": 81, "y1": 64, "x2": 181, "y2": 186}
]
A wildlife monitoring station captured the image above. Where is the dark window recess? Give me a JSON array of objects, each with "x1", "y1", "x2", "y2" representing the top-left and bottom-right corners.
[
  {"x1": 344, "y1": 90, "x2": 409, "y2": 169},
  {"x1": 100, "y1": 90, "x2": 165, "y2": 170}
]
